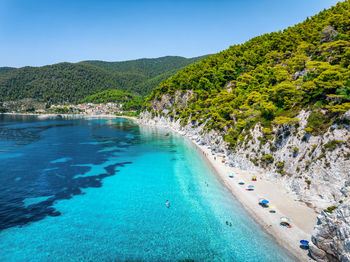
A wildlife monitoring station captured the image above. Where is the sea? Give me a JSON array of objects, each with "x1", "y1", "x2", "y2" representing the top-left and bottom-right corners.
[{"x1": 0, "y1": 114, "x2": 294, "y2": 261}]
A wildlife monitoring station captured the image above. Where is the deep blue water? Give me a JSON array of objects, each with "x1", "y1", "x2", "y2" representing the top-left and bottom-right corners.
[{"x1": 0, "y1": 115, "x2": 294, "y2": 261}]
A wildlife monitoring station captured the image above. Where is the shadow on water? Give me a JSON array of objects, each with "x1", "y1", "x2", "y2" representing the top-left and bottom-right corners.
[
  {"x1": 0, "y1": 115, "x2": 138, "y2": 231},
  {"x1": 0, "y1": 161, "x2": 132, "y2": 231}
]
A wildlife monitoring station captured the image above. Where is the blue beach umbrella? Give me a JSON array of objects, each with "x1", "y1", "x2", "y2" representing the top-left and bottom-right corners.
[
  {"x1": 248, "y1": 185, "x2": 254, "y2": 188},
  {"x1": 262, "y1": 200, "x2": 269, "y2": 204},
  {"x1": 300, "y1": 240, "x2": 309, "y2": 246}
]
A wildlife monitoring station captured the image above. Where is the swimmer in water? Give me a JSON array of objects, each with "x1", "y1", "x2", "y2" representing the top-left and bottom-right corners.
[{"x1": 165, "y1": 200, "x2": 170, "y2": 208}]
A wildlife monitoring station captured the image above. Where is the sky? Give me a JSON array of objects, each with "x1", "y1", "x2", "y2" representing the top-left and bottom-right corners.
[{"x1": 0, "y1": 0, "x2": 342, "y2": 67}]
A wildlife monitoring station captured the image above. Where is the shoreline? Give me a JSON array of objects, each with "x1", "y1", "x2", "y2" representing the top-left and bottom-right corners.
[
  {"x1": 136, "y1": 118, "x2": 317, "y2": 262},
  {"x1": 1, "y1": 112, "x2": 137, "y2": 121}
]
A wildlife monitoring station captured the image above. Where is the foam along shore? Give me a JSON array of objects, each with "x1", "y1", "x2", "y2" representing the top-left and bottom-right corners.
[{"x1": 136, "y1": 117, "x2": 317, "y2": 262}]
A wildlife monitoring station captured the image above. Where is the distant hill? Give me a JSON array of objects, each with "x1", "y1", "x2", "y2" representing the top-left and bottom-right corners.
[
  {"x1": 0, "y1": 56, "x2": 207, "y2": 104},
  {"x1": 0, "y1": 63, "x2": 146, "y2": 104},
  {"x1": 0, "y1": 67, "x2": 16, "y2": 75},
  {"x1": 82, "y1": 55, "x2": 208, "y2": 96},
  {"x1": 82, "y1": 56, "x2": 208, "y2": 78}
]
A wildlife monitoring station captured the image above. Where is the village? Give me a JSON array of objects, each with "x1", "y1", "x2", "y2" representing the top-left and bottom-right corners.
[
  {"x1": 47, "y1": 102, "x2": 125, "y2": 115},
  {"x1": 0, "y1": 100, "x2": 129, "y2": 115}
]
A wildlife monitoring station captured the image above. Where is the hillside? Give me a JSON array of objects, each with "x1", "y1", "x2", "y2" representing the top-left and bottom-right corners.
[
  {"x1": 82, "y1": 56, "x2": 208, "y2": 78},
  {"x1": 141, "y1": 1, "x2": 350, "y2": 260},
  {"x1": 0, "y1": 56, "x2": 207, "y2": 104},
  {"x1": 145, "y1": 0, "x2": 350, "y2": 148},
  {"x1": 0, "y1": 62, "x2": 146, "y2": 104},
  {"x1": 0, "y1": 67, "x2": 16, "y2": 75},
  {"x1": 82, "y1": 56, "x2": 208, "y2": 96}
]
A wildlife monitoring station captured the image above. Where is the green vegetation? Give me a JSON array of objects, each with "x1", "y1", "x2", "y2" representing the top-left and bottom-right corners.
[
  {"x1": 323, "y1": 139, "x2": 343, "y2": 151},
  {"x1": 145, "y1": 0, "x2": 350, "y2": 148},
  {"x1": 0, "y1": 56, "x2": 206, "y2": 104},
  {"x1": 0, "y1": 67, "x2": 16, "y2": 75},
  {"x1": 83, "y1": 56, "x2": 208, "y2": 79},
  {"x1": 305, "y1": 111, "x2": 335, "y2": 135},
  {"x1": 81, "y1": 89, "x2": 144, "y2": 112},
  {"x1": 324, "y1": 206, "x2": 338, "y2": 213},
  {"x1": 261, "y1": 154, "x2": 274, "y2": 164}
]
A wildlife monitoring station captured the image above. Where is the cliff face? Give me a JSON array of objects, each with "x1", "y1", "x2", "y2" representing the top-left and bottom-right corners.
[
  {"x1": 143, "y1": 93, "x2": 350, "y2": 211},
  {"x1": 310, "y1": 202, "x2": 350, "y2": 262}
]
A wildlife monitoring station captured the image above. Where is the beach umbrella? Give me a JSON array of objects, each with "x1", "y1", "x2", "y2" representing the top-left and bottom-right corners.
[
  {"x1": 280, "y1": 217, "x2": 290, "y2": 223},
  {"x1": 262, "y1": 200, "x2": 269, "y2": 204},
  {"x1": 300, "y1": 240, "x2": 309, "y2": 246},
  {"x1": 248, "y1": 185, "x2": 254, "y2": 188},
  {"x1": 238, "y1": 182, "x2": 245, "y2": 185}
]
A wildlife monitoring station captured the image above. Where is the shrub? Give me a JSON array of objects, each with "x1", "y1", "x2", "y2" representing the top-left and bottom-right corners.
[
  {"x1": 306, "y1": 111, "x2": 333, "y2": 135},
  {"x1": 323, "y1": 140, "x2": 343, "y2": 151},
  {"x1": 261, "y1": 154, "x2": 274, "y2": 164},
  {"x1": 324, "y1": 206, "x2": 338, "y2": 213}
]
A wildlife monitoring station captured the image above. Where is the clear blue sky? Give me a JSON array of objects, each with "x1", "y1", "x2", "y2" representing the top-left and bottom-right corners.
[{"x1": 0, "y1": 0, "x2": 341, "y2": 67}]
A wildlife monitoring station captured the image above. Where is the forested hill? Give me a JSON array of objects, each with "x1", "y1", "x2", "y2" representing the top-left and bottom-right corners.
[
  {"x1": 146, "y1": 0, "x2": 350, "y2": 147},
  {"x1": 82, "y1": 56, "x2": 208, "y2": 78},
  {"x1": 82, "y1": 55, "x2": 208, "y2": 96},
  {"x1": 0, "y1": 67, "x2": 16, "y2": 75},
  {"x1": 0, "y1": 56, "x2": 206, "y2": 104},
  {"x1": 0, "y1": 63, "x2": 145, "y2": 103}
]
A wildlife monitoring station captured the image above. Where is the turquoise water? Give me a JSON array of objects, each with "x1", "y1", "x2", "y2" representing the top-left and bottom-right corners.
[{"x1": 0, "y1": 115, "x2": 294, "y2": 261}]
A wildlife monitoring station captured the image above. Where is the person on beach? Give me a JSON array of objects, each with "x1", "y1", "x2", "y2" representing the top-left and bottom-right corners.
[{"x1": 165, "y1": 200, "x2": 170, "y2": 208}]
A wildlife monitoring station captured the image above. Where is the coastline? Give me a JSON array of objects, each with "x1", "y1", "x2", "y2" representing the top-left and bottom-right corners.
[
  {"x1": 136, "y1": 117, "x2": 317, "y2": 262},
  {"x1": 1, "y1": 112, "x2": 137, "y2": 121}
]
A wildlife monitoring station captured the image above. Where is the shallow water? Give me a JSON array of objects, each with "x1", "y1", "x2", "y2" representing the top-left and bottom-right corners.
[{"x1": 0, "y1": 115, "x2": 294, "y2": 261}]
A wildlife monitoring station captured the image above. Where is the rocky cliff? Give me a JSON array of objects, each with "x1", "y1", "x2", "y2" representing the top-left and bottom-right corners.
[
  {"x1": 310, "y1": 202, "x2": 350, "y2": 262},
  {"x1": 141, "y1": 93, "x2": 350, "y2": 211}
]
